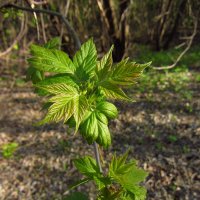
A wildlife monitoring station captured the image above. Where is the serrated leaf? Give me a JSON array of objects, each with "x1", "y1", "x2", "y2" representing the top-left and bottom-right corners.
[
  {"x1": 80, "y1": 112, "x2": 98, "y2": 144},
  {"x1": 43, "y1": 37, "x2": 60, "y2": 49},
  {"x1": 74, "y1": 156, "x2": 100, "y2": 176},
  {"x1": 109, "y1": 154, "x2": 148, "y2": 200},
  {"x1": 111, "y1": 60, "x2": 151, "y2": 86},
  {"x1": 120, "y1": 191, "x2": 136, "y2": 200},
  {"x1": 99, "y1": 81, "x2": 132, "y2": 101},
  {"x1": 28, "y1": 44, "x2": 75, "y2": 74},
  {"x1": 120, "y1": 184, "x2": 147, "y2": 200},
  {"x1": 108, "y1": 151, "x2": 148, "y2": 200},
  {"x1": 121, "y1": 165, "x2": 148, "y2": 186},
  {"x1": 34, "y1": 74, "x2": 78, "y2": 96},
  {"x1": 35, "y1": 83, "x2": 78, "y2": 95},
  {"x1": 93, "y1": 176, "x2": 112, "y2": 190},
  {"x1": 96, "y1": 101, "x2": 118, "y2": 119},
  {"x1": 80, "y1": 111, "x2": 111, "y2": 148},
  {"x1": 96, "y1": 118, "x2": 111, "y2": 148},
  {"x1": 73, "y1": 38, "x2": 97, "y2": 79},
  {"x1": 37, "y1": 94, "x2": 75, "y2": 125},
  {"x1": 64, "y1": 192, "x2": 89, "y2": 200},
  {"x1": 109, "y1": 152, "x2": 147, "y2": 182},
  {"x1": 73, "y1": 95, "x2": 89, "y2": 131},
  {"x1": 73, "y1": 156, "x2": 110, "y2": 190},
  {"x1": 96, "y1": 45, "x2": 113, "y2": 81},
  {"x1": 35, "y1": 84, "x2": 79, "y2": 125},
  {"x1": 109, "y1": 152, "x2": 134, "y2": 177}
]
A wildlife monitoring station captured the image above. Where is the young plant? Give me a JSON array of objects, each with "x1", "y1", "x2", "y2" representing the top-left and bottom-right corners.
[{"x1": 27, "y1": 38, "x2": 151, "y2": 199}]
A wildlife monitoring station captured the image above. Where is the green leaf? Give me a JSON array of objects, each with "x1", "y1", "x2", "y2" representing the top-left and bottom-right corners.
[
  {"x1": 96, "y1": 45, "x2": 113, "y2": 81},
  {"x1": 26, "y1": 66, "x2": 44, "y2": 84},
  {"x1": 121, "y1": 165, "x2": 148, "y2": 186},
  {"x1": 35, "y1": 84, "x2": 79, "y2": 125},
  {"x1": 109, "y1": 150, "x2": 135, "y2": 176},
  {"x1": 96, "y1": 101, "x2": 118, "y2": 119},
  {"x1": 37, "y1": 94, "x2": 75, "y2": 125},
  {"x1": 120, "y1": 191, "x2": 136, "y2": 200},
  {"x1": 35, "y1": 82, "x2": 90, "y2": 127},
  {"x1": 35, "y1": 83, "x2": 78, "y2": 95},
  {"x1": 109, "y1": 152, "x2": 148, "y2": 183},
  {"x1": 73, "y1": 156, "x2": 109, "y2": 190},
  {"x1": 93, "y1": 176, "x2": 111, "y2": 190},
  {"x1": 64, "y1": 192, "x2": 89, "y2": 200},
  {"x1": 98, "y1": 186, "x2": 123, "y2": 200},
  {"x1": 74, "y1": 156, "x2": 100, "y2": 176},
  {"x1": 99, "y1": 81, "x2": 132, "y2": 101},
  {"x1": 109, "y1": 152, "x2": 148, "y2": 200},
  {"x1": 73, "y1": 95, "x2": 89, "y2": 131},
  {"x1": 111, "y1": 60, "x2": 151, "y2": 86},
  {"x1": 27, "y1": 38, "x2": 61, "y2": 84},
  {"x1": 73, "y1": 38, "x2": 97, "y2": 79},
  {"x1": 43, "y1": 37, "x2": 61, "y2": 49},
  {"x1": 34, "y1": 74, "x2": 78, "y2": 96},
  {"x1": 69, "y1": 178, "x2": 90, "y2": 190},
  {"x1": 28, "y1": 44, "x2": 75, "y2": 74},
  {"x1": 79, "y1": 111, "x2": 99, "y2": 144},
  {"x1": 80, "y1": 111, "x2": 111, "y2": 148}
]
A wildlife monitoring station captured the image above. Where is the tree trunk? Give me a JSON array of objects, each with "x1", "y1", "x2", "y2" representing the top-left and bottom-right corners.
[
  {"x1": 163, "y1": 0, "x2": 187, "y2": 49},
  {"x1": 97, "y1": 0, "x2": 130, "y2": 62}
]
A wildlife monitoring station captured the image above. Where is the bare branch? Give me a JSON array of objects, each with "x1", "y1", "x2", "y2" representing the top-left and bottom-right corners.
[
  {"x1": 153, "y1": 17, "x2": 198, "y2": 70},
  {"x1": 60, "y1": 0, "x2": 71, "y2": 49},
  {"x1": 26, "y1": 0, "x2": 40, "y2": 40},
  {"x1": 94, "y1": 142, "x2": 103, "y2": 173},
  {"x1": 2, "y1": 3, "x2": 81, "y2": 49},
  {"x1": 0, "y1": 14, "x2": 26, "y2": 57}
]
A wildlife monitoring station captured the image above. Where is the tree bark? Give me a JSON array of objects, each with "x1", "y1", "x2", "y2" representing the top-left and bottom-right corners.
[
  {"x1": 163, "y1": 0, "x2": 187, "y2": 49},
  {"x1": 97, "y1": 0, "x2": 130, "y2": 62}
]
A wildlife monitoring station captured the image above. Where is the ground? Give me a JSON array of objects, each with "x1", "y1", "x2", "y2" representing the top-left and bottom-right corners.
[{"x1": 0, "y1": 60, "x2": 200, "y2": 200}]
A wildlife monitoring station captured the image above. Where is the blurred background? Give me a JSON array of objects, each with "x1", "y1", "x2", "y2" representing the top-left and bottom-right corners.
[{"x1": 0, "y1": 0, "x2": 200, "y2": 199}]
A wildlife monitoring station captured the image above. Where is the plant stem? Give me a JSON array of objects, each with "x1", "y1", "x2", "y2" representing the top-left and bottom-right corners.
[{"x1": 94, "y1": 142, "x2": 103, "y2": 173}]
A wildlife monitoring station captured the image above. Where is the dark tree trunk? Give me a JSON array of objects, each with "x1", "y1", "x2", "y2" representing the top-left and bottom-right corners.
[
  {"x1": 163, "y1": 0, "x2": 187, "y2": 49},
  {"x1": 99, "y1": 0, "x2": 130, "y2": 62}
]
